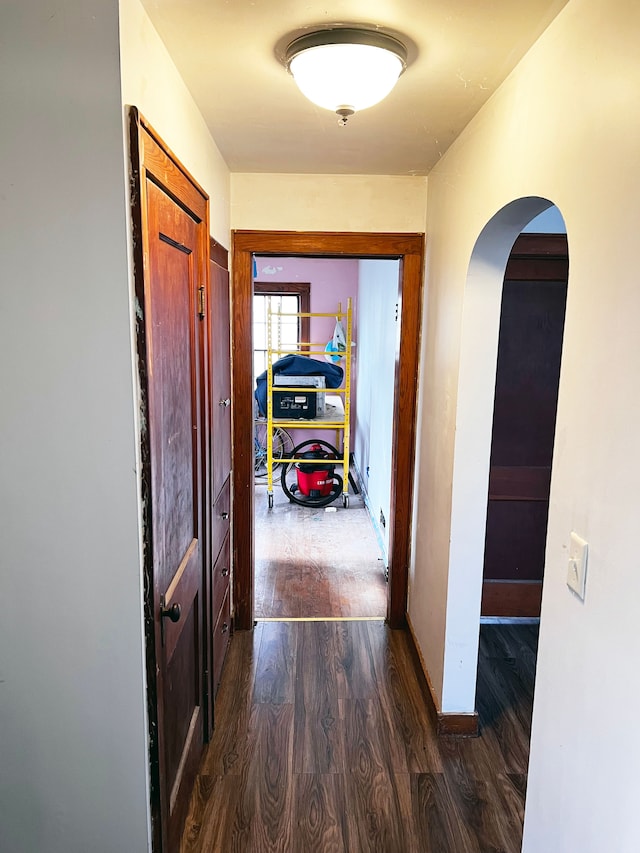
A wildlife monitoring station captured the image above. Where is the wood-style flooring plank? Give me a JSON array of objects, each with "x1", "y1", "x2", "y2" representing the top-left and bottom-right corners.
[
  {"x1": 341, "y1": 697, "x2": 416, "y2": 853},
  {"x1": 293, "y1": 622, "x2": 344, "y2": 773},
  {"x1": 344, "y1": 769, "x2": 416, "y2": 853},
  {"x1": 478, "y1": 624, "x2": 538, "y2": 706},
  {"x1": 341, "y1": 698, "x2": 391, "y2": 778},
  {"x1": 333, "y1": 619, "x2": 379, "y2": 700},
  {"x1": 495, "y1": 772, "x2": 528, "y2": 842},
  {"x1": 252, "y1": 620, "x2": 297, "y2": 704},
  {"x1": 180, "y1": 774, "x2": 240, "y2": 853},
  {"x1": 293, "y1": 773, "x2": 348, "y2": 853},
  {"x1": 411, "y1": 772, "x2": 479, "y2": 853},
  {"x1": 203, "y1": 623, "x2": 263, "y2": 777},
  {"x1": 475, "y1": 659, "x2": 531, "y2": 774},
  {"x1": 179, "y1": 774, "x2": 216, "y2": 853},
  {"x1": 245, "y1": 703, "x2": 295, "y2": 852},
  {"x1": 368, "y1": 620, "x2": 443, "y2": 773},
  {"x1": 300, "y1": 564, "x2": 336, "y2": 617},
  {"x1": 441, "y1": 747, "x2": 519, "y2": 853}
]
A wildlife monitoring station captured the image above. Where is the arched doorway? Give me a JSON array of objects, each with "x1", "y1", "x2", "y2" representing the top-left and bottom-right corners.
[
  {"x1": 472, "y1": 206, "x2": 568, "y2": 784},
  {"x1": 443, "y1": 197, "x2": 568, "y2": 717}
]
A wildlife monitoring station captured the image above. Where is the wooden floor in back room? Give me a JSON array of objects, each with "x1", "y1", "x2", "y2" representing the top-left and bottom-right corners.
[
  {"x1": 180, "y1": 618, "x2": 539, "y2": 853},
  {"x1": 253, "y1": 481, "x2": 388, "y2": 619}
]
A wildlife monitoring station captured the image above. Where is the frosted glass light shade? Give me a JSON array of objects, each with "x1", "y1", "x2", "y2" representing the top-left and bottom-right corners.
[{"x1": 285, "y1": 29, "x2": 407, "y2": 116}]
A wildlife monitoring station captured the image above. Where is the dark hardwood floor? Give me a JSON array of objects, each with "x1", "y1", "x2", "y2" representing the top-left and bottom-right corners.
[
  {"x1": 181, "y1": 620, "x2": 538, "y2": 852},
  {"x1": 254, "y1": 483, "x2": 388, "y2": 618}
]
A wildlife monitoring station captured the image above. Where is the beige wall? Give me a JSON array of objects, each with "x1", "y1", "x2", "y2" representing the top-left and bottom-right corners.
[
  {"x1": 231, "y1": 173, "x2": 427, "y2": 233},
  {"x1": 119, "y1": 0, "x2": 231, "y2": 244},
  {"x1": 411, "y1": 0, "x2": 640, "y2": 850}
]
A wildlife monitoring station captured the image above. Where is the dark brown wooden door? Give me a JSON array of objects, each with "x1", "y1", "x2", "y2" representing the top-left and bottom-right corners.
[
  {"x1": 130, "y1": 111, "x2": 210, "y2": 852},
  {"x1": 482, "y1": 234, "x2": 568, "y2": 617},
  {"x1": 147, "y1": 181, "x2": 205, "y2": 849}
]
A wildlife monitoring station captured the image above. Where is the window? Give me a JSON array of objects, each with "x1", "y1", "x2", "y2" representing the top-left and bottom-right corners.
[{"x1": 253, "y1": 282, "x2": 310, "y2": 380}]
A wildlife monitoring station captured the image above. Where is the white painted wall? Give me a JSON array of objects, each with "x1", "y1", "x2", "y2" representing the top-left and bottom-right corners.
[
  {"x1": 354, "y1": 260, "x2": 400, "y2": 563},
  {"x1": 119, "y1": 0, "x2": 231, "y2": 243},
  {"x1": 0, "y1": 2, "x2": 150, "y2": 851},
  {"x1": 231, "y1": 173, "x2": 427, "y2": 233},
  {"x1": 409, "y1": 0, "x2": 640, "y2": 850}
]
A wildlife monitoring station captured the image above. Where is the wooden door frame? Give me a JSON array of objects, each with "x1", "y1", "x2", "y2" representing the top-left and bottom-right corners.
[{"x1": 231, "y1": 231, "x2": 425, "y2": 629}]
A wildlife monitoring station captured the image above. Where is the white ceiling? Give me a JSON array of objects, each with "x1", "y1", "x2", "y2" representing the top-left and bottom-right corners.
[{"x1": 140, "y1": 0, "x2": 569, "y2": 176}]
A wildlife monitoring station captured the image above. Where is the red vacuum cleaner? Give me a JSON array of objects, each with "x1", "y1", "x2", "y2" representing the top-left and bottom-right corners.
[
  {"x1": 296, "y1": 444, "x2": 336, "y2": 497},
  {"x1": 280, "y1": 439, "x2": 343, "y2": 507}
]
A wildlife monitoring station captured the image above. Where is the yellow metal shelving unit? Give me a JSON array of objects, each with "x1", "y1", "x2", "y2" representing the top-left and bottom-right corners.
[{"x1": 266, "y1": 298, "x2": 352, "y2": 509}]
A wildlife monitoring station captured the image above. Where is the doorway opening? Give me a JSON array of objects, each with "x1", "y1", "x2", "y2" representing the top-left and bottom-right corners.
[
  {"x1": 252, "y1": 256, "x2": 399, "y2": 619},
  {"x1": 231, "y1": 231, "x2": 425, "y2": 630},
  {"x1": 457, "y1": 200, "x2": 568, "y2": 804},
  {"x1": 481, "y1": 227, "x2": 568, "y2": 620}
]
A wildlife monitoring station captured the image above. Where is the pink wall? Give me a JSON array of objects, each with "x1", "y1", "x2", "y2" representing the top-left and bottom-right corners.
[{"x1": 254, "y1": 256, "x2": 358, "y2": 448}]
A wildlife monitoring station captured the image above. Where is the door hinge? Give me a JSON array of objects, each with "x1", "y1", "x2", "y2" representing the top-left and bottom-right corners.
[
  {"x1": 395, "y1": 302, "x2": 399, "y2": 322},
  {"x1": 198, "y1": 285, "x2": 206, "y2": 320}
]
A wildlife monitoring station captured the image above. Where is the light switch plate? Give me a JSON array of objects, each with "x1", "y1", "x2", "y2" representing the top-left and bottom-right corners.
[{"x1": 567, "y1": 532, "x2": 588, "y2": 599}]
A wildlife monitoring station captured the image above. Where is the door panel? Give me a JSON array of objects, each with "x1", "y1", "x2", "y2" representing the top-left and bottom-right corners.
[
  {"x1": 489, "y1": 278, "x2": 567, "y2": 467},
  {"x1": 147, "y1": 179, "x2": 205, "y2": 850},
  {"x1": 149, "y1": 191, "x2": 199, "y2": 585},
  {"x1": 212, "y1": 588, "x2": 231, "y2": 696},
  {"x1": 211, "y1": 475, "x2": 231, "y2": 559},
  {"x1": 164, "y1": 602, "x2": 199, "y2": 791},
  {"x1": 212, "y1": 533, "x2": 231, "y2": 633},
  {"x1": 484, "y1": 499, "x2": 550, "y2": 581}
]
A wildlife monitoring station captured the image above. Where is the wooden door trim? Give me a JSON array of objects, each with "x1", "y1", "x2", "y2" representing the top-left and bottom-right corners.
[
  {"x1": 129, "y1": 107, "x2": 210, "y2": 853},
  {"x1": 231, "y1": 230, "x2": 425, "y2": 629},
  {"x1": 209, "y1": 237, "x2": 228, "y2": 269}
]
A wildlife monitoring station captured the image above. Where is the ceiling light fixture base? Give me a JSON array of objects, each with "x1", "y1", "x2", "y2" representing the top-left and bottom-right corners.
[{"x1": 336, "y1": 106, "x2": 355, "y2": 127}]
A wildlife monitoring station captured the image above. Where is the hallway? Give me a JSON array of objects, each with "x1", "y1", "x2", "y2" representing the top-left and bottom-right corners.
[{"x1": 181, "y1": 620, "x2": 537, "y2": 852}]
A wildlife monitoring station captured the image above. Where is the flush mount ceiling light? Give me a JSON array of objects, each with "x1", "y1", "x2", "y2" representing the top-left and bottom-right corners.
[{"x1": 284, "y1": 28, "x2": 408, "y2": 125}]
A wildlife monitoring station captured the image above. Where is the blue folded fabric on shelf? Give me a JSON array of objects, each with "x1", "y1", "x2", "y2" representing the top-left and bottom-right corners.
[{"x1": 255, "y1": 355, "x2": 344, "y2": 416}]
